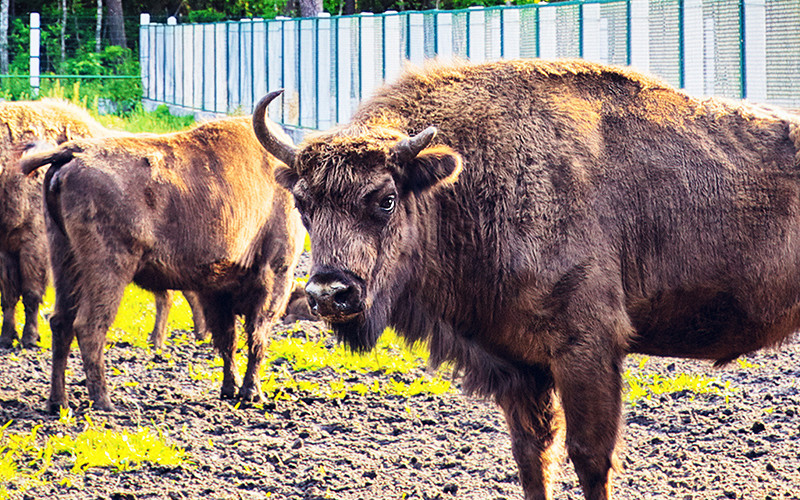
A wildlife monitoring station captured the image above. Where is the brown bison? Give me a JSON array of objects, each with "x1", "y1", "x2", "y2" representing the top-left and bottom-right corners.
[
  {"x1": 253, "y1": 59, "x2": 800, "y2": 500},
  {"x1": 0, "y1": 99, "x2": 207, "y2": 350},
  {"x1": 20, "y1": 115, "x2": 304, "y2": 412}
]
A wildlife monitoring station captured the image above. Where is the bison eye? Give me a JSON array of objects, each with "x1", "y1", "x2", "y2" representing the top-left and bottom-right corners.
[{"x1": 379, "y1": 194, "x2": 396, "y2": 214}]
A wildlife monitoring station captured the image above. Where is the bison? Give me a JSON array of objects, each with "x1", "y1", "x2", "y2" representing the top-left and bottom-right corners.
[
  {"x1": 0, "y1": 99, "x2": 109, "y2": 348},
  {"x1": 0, "y1": 99, "x2": 207, "y2": 350},
  {"x1": 253, "y1": 59, "x2": 800, "y2": 500},
  {"x1": 20, "y1": 115, "x2": 304, "y2": 412}
]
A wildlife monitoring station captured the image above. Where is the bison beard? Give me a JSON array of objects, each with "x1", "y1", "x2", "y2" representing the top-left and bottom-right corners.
[{"x1": 254, "y1": 59, "x2": 800, "y2": 500}]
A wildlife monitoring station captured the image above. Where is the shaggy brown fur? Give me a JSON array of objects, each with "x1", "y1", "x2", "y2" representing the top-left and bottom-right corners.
[
  {"x1": 254, "y1": 59, "x2": 800, "y2": 500},
  {"x1": 20, "y1": 116, "x2": 304, "y2": 412},
  {"x1": 0, "y1": 99, "x2": 206, "y2": 350}
]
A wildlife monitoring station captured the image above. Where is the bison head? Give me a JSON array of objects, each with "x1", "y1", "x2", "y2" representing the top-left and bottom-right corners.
[{"x1": 254, "y1": 91, "x2": 462, "y2": 351}]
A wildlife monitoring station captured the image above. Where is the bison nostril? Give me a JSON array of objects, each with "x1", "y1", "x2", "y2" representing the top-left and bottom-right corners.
[
  {"x1": 332, "y1": 287, "x2": 356, "y2": 309},
  {"x1": 306, "y1": 294, "x2": 318, "y2": 312}
]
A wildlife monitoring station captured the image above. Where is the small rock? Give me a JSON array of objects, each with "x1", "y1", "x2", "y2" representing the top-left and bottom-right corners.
[
  {"x1": 751, "y1": 421, "x2": 766, "y2": 434},
  {"x1": 291, "y1": 438, "x2": 303, "y2": 449},
  {"x1": 443, "y1": 483, "x2": 458, "y2": 495}
]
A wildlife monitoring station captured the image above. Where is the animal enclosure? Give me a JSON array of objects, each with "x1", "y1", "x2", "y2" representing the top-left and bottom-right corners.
[{"x1": 138, "y1": 0, "x2": 800, "y2": 132}]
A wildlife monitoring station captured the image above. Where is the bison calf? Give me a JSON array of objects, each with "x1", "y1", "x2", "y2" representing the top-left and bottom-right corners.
[
  {"x1": 21, "y1": 115, "x2": 304, "y2": 412},
  {"x1": 254, "y1": 59, "x2": 800, "y2": 500}
]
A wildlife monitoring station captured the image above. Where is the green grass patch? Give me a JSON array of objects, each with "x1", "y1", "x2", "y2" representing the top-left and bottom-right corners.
[
  {"x1": 188, "y1": 328, "x2": 452, "y2": 401},
  {"x1": 624, "y1": 356, "x2": 735, "y2": 405},
  {"x1": 94, "y1": 104, "x2": 196, "y2": 134},
  {"x1": 49, "y1": 416, "x2": 185, "y2": 473},
  {"x1": 0, "y1": 414, "x2": 184, "y2": 499}
]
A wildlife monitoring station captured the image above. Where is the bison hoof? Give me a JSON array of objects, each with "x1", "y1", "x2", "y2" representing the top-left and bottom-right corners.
[
  {"x1": 46, "y1": 399, "x2": 70, "y2": 415},
  {"x1": 20, "y1": 334, "x2": 40, "y2": 349},
  {"x1": 90, "y1": 397, "x2": 116, "y2": 412},
  {"x1": 0, "y1": 335, "x2": 16, "y2": 349},
  {"x1": 194, "y1": 329, "x2": 210, "y2": 342},
  {"x1": 238, "y1": 385, "x2": 265, "y2": 403},
  {"x1": 220, "y1": 383, "x2": 239, "y2": 400}
]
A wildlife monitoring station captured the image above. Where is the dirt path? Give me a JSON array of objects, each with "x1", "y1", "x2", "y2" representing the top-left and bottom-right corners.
[{"x1": 1, "y1": 319, "x2": 799, "y2": 500}]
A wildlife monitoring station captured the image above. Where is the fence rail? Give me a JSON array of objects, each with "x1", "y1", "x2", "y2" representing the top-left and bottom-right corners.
[{"x1": 138, "y1": 0, "x2": 800, "y2": 132}]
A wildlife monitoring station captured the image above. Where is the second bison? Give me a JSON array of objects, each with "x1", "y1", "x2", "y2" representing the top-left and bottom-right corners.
[{"x1": 21, "y1": 115, "x2": 304, "y2": 412}]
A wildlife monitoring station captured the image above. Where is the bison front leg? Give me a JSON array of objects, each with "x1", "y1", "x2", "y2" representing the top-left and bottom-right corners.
[
  {"x1": 201, "y1": 294, "x2": 240, "y2": 399},
  {"x1": 239, "y1": 312, "x2": 270, "y2": 403},
  {"x1": 496, "y1": 365, "x2": 564, "y2": 500},
  {"x1": 0, "y1": 253, "x2": 20, "y2": 348},
  {"x1": 551, "y1": 324, "x2": 628, "y2": 499},
  {"x1": 149, "y1": 290, "x2": 173, "y2": 350}
]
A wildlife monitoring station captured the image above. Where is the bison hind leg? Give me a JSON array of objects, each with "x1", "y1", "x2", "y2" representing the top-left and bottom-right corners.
[
  {"x1": 182, "y1": 291, "x2": 209, "y2": 342},
  {"x1": 0, "y1": 253, "x2": 21, "y2": 348},
  {"x1": 199, "y1": 293, "x2": 240, "y2": 399},
  {"x1": 20, "y1": 290, "x2": 42, "y2": 348},
  {"x1": 149, "y1": 290, "x2": 173, "y2": 350}
]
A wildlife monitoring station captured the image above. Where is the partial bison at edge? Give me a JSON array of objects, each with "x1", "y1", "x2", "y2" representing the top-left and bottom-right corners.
[
  {"x1": 20, "y1": 116, "x2": 304, "y2": 413},
  {"x1": 253, "y1": 59, "x2": 800, "y2": 500},
  {"x1": 0, "y1": 99, "x2": 208, "y2": 350}
]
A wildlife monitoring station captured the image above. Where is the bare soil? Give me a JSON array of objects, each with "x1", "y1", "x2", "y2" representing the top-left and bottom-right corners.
[{"x1": 2, "y1": 290, "x2": 800, "y2": 499}]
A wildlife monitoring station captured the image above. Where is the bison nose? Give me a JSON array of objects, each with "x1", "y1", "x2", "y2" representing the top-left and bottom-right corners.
[{"x1": 305, "y1": 274, "x2": 363, "y2": 320}]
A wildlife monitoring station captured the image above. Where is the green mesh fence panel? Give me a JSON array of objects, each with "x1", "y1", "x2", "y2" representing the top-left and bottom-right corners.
[
  {"x1": 649, "y1": 0, "x2": 681, "y2": 88},
  {"x1": 137, "y1": 0, "x2": 800, "y2": 129},
  {"x1": 519, "y1": 7, "x2": 538, "y2": 59},
  {"x1": 703, "y1": 0, "x2": 742, "y2": 99},
  {"x1": 765, "y1": 0, "x2": 800, "y2": 108},
  {"x1": 556, "y1": 3, "x2": 581, "y2": 59},
  {"x1": 600, "y1": 1, "x2": 629, "y2": 66}
]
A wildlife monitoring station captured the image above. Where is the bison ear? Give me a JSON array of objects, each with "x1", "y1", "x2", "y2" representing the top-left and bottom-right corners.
[
  {"x1": 275, "y1": 166, "x2": 300, "y2": 190},
  {"x1": 400, "y1": 144, "x2": 463, "y2": 194}
]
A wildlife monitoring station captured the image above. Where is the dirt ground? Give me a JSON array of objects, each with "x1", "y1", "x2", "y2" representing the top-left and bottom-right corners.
[{"x1": 2, "y1": 302, "x2": 800, "y2": 499}]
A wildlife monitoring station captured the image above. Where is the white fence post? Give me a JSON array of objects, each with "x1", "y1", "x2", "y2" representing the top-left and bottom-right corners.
[
  {"x1": 317, "y1": 14, "x2": 333, "y2": 129},
  {"x1": 628, "y1": 0, "x2": 649, "y2": 71},
  {"x1": 282, "y1": 19, "x2": 298, "y2": 124},
  {"x1": 468, "y1": 7, "x2": 485, "y2": 62},
  {"x1": 682, "y1": 0, "x2": 704, "y2": 96},
  {"x1": 502, "y1": 8, "x2": 520, "y2": 60},
  {"x1": 436, "y1": 12, "x2": 454, "y2": 62},
  {"x1": 165, "y1": 17, "x2": 176, "y2": 106},
  {"x1": 582, "y1": 2, "x2": 603, "y2": 63},
  {"x1": 703, "y1": 17, "x2": 716, "y2": 96},
  {"x1": 408, "y1": 13, "x2": 425, "y2": 66},
  {"x1": 300, "y1": 17, "x2": 315, "y2": 127},
  {"x1": 139, "y1": 14, "x2": 151, "y2": 102},
  {"x1": 539, "y1": 5, "x2": 557, "y2": 59},
  {"x1": 384, "y1": 12, "x2": 403, "y2": 82},
  {"x1": 336, "y1": 17, "x2": 353, "y2": 123},
  {"x1": 360, "y1": 13, "x2": 378, "y2": 100},
  {"x1": 29, "y1": 13, "x2": 40, "y2": 98},
  {"x1": 743, "y1": 0, "x2": 767, "y2": 101},
  {"x1": 267, "y1": 19, "x2": 283, "y2": 122}
]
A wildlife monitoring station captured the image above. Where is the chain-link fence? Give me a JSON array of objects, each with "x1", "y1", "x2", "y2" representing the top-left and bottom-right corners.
[
  {"x1": 1, "y1": 13, "x2": 143, "y2": 111},
  {"x1": 139, "y1": 0, "x2": 799, "y2": 131}
]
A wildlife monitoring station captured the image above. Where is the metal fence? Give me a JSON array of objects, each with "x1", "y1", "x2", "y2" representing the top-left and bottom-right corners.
[{"x1": 139, "y1": 0, "x2": 800, "y2": 132}]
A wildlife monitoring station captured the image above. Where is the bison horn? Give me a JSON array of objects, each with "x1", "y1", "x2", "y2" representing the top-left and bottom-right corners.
[
  {"x1": 253, "y1": 90, "x2": 298, "y2": 168},
  {"x1": 394, "y1": 126, "x2": 438, "y2": 162}
]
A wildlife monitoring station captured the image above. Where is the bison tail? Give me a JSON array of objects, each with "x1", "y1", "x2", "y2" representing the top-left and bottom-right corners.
[
  {"x1": 19, "y1": 143, "x2": 81, "y2": 236},
  {"x1": 18, "y1": 142, "x2": 78, "y2": 176}
]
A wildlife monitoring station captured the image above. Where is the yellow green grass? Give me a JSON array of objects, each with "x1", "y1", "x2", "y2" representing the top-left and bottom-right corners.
[{"x1": 0, "y1": 413, "x2": 184, "y2": 499}]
